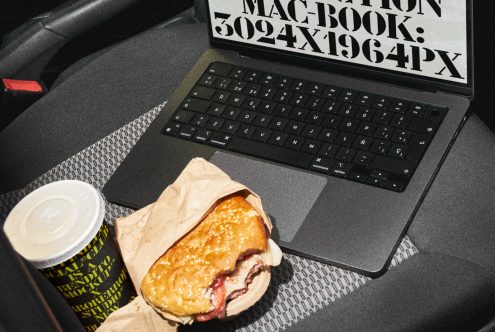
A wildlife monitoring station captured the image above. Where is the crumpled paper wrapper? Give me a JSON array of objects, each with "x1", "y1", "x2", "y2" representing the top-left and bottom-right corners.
[{"x1": 97, "y1": 158, "x2": 272, "y2": 331}]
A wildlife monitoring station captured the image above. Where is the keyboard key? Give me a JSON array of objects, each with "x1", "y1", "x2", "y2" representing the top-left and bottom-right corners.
[
  {"x1": 260, "y1": 87, "x2": 277, "y2": 100},
  {"x1": 290, "y1": 107, "x2": 309, "y2": 121},
  {"x1": 301, "y1": 140, "x2": 321, "y2": 154},
  {"x1": 269, "y1": 117, "x2": 288, "y2": 131},
  {"x1": 306, "y1": 83, "x2": 325, "y2": 96},
  {"x1": 199, "y1": 74, "x2": 216, "y2": 87},
  {"x1": 178, "y1": 125, "x2": 197, "y2": 139},
  {"x1": 353, "y1": 136, "x2": 373, "y2": 150},
  {"x1": 207, "y1": 104, "x2": 226, "y2": 116},
  {"x1": 370, "y1": 140, "x2": 391, "y2": 155},
  {"x1": 306, "y1": 111, "x2": 324, "y2": 125},
  {"x1": 319, "y1": 128, "x2": 338, "y2": 142},
  {"x1": 285, "y1": 136, "x2": 304, "y2": 150},
  {"x1": 285, "y1": 121, "x2": 304, "y2": 135},
  {"x1": 389, "y1": 99, "x2": 409, "y2": 113},
  {"x1": 274, "y1": 90, "x2": 293, "y2": 103},
  {"x1": 247, "y1": 84, "x2": 262, "y2": 96},
  {"x1": 224, "y1": 107, "x2": 241, "y2": 120},
  {"x1": 322, "y1": 86, "x2": 341, "y2": 99},
  {"x1": 239, "y1": 110, "x2": 257, "y2": 123},
  {"x1": 354, "y1": 151, "x2": 374, "y2": 167},
  {"x1": 390, "y1": 114, "x2": 411, "y2": 129},
  {"x1": 208, "y1": 62, "x2": 232, "y2": 76},
  {"x1": 338, "y1": 104, "x2": 359, "y2": 117},
  {"x1": 213, "y1": 78, "x2": 232, "y2": 90},
  {"x1": 331, "y1": 161, "x2": 353, "y2": 177},
  {"x1": 373, "y1": 110, "x2": 394, "y2": 125},
  {"x1": 268, "y1": 132, "x2": 288, "y2": 146},
  {"x1": 193, "y1": 128, "x2": 213, "y2": 143},
  {"x1": 391, "y1": 130, "x2": 412, "y2": 144},
  {"x1": 424, "y1": 106, "x2": 448, "y2": 120},
  {"x1": 252, "y1": 129, "x2": 272, "y2": 142},
  {"x1": 335, "y1": 148, "x2": 356, "y2": 162},
  {"x1": 205, "y1": 117, "x2": 224, "y2": 131},
  {"x1": 222, "y1": 121, "x2": 240, "y2": 135},
  {"x1": 356, "y1": 107, "x2": 376, "y2": 121},
  {"x1": 243, "y1": 97, "x2": 261, "y2": 111},
  {"x1": 228, "y1": 94, "x2": 246, "y2": 107},
  {"x1": 372, "y1": 96, "x2": 391, "y2": 110},
  {"x1": 339, "y1": 118, "x2": 359, "y2": 133},
  {"x1": 229, "y1": 68, "x2": 247, "y2": 80},
  {"x1": 290, "y1": 93, "x2": 309, "y2": 107},
  {"x1": 191, "y1": 114, "x2": 208, "y2": 127},
  {"x1": 291, "y1": 80, "x2": 308, "y2": 92},
  {"x1": 322, "y1": 100, "x2": 342, "y2": 113},
  {"x1": 171, "y1": 110, "x2": 194, "y2": 124},
  {"x1": 369, "y1": 170, "x2": 388, "y2": 180},
  {"x1": 335, "y1": 132, "x2": 356, "y2": 147},
  {"x1": 367, "y1": 177, "x2": 386, "y2": 187},
  {"x1": 348, "y1": 171, "x2": 367, "y2": 183},
  {"x1": 212, "y1": 91, "x2": 231, "y2": 103},
  {"x1": 310, "y1": 157, "x2": 334, "y2": 173},
  {"x1": 318, "y1": 143, "x2": 338, "y2": 158},
  {"x1": 356, "y1": 122, "x2": 376, "y2": 136},
  {"x1": 374, "y1": 126, "x2": 393, "y2": 140},
  {"x1": 383, "y1": 180, "x2": 405, "y2": 192},
  {"x1": 209, "y1": 133, "x2": 232, "y2": 148},
  {"x1": 181, "y1": 97, "x2": 210, "y2": 113},
  {"x1": 258, "y1": 101, "x2": 276, "y2": 115},
  {"x1": 408, "y1": 118, "x2": 438, "y2": 134},
  {"x1": 253, "y1": 114, "x2": 272, "y2": 127},
  {"x1": 371, "y1": 156, "x2": 415, "y2": 177},
  {"x1": 338, "y1": 89, "x2": 357, "y2": 103},
  {"x1": 307, "y1": 97, "x2": 326, "y2": 111},
  {"x1": 245, "y1": 70, "x2": 262, "y2": 83},
  {"x1": 406, "y1": 143, "x2": 427, "y2": 162},
  {"x1": 275, "y1": 76, "x2": 293, "y2": 89},
  {"x1": 301, "y1": 125, "x2": 322, "y2": 139},
  {"x1": 260, "y1": 73, "x2": 278, "y2": 86},
  {"x1": 273, "y1": 104, "x2": 292, "y2": 117},
  {"x1": 230, "y1": 81, "x2": 247, "y2": 93},
  {"x1": 355, "y1": 93, "x2": 375, "y2": 106},
  {"x1": 190, "y1": 86, "x2": 215, "y2": 100},
  {"x1": 238, "y1": 125, "x2": 255, "y2": 138},
  {"x1": 388, "y1": 144, "x2": 408, "y2": 159},
  {"x1": 406, "y1": 103, "x2": 426, "y2": 117},
  {"x1": 229, "y1": 137, "x2": 313, "y2": 169},
  {"x1": 322, "y1": 115, "x2": 343, "y2": 129},
  {"x1": 162, "y1": 122, "x2": 181, "y2": 136}
]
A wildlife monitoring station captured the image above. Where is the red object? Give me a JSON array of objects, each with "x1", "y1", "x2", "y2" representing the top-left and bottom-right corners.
[
  {"x1": 2, "y1": 79, "x2": 43, "y2": 93},
  {"x1": 195, "y1": 276, "x2": 227, "y2": 321}
]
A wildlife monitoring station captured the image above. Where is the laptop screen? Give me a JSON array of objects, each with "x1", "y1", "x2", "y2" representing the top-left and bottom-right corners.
[{"x1": 207, "y1": 0, "x2": 471, "y2": 90}]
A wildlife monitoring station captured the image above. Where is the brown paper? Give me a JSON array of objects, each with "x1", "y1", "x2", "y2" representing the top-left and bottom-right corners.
[{"x1": 97, "y1": 158, "x2": 272, "y2": 331}]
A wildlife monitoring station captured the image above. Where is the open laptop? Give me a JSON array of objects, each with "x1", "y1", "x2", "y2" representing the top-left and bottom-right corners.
[{"x1": 103, "y1": 0, "x2": 473, "y2": 277}]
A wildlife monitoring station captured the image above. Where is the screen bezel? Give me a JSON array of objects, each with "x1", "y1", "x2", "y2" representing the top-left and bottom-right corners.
[{"x1": 206, "y1": 0, "x2": 474, "y2": 98}]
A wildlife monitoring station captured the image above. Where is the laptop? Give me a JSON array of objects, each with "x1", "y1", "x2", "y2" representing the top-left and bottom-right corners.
[{"x1": 103, "y1": 0, "x2": 473, "y2": 277}]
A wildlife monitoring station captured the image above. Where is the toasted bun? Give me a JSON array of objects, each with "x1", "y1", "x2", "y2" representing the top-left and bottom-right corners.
[{"x1": 141, "y1": 195, "x2": 269, "y2": 321}]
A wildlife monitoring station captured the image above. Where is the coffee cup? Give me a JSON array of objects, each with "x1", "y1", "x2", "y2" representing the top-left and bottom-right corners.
[{"x1": 3, "y1": 180, "x2": 136, "y2": 331}]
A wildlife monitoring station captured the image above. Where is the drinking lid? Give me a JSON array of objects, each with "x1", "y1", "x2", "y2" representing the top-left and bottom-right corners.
[{"x1": 3, "y1": 180, "x2": 106, "y2": 269}]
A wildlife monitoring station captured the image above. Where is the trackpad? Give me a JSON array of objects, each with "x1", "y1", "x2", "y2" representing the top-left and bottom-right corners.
[{"x1": 210, "y1": 152, "x2": 327, "y2": 242}]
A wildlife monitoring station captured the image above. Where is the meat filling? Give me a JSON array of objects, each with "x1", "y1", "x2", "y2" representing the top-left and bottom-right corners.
[{"x1": 195, "y1": 254, "x2": 268, "y2": 321}]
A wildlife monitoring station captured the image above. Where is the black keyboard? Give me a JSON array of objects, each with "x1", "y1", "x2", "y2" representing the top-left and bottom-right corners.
[{"x1": 162, "y1": 62, "x2": 448, "y2": 192}]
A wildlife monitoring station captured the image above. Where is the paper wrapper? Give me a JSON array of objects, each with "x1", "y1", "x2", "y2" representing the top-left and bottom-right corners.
[{"x1": 97, "y1": 158, "x2": 272, "y2": 331}]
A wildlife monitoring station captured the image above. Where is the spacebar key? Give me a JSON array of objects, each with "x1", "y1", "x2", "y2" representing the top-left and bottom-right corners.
[{"x1": 229, "y1": 137, "x2": 313, "y2": 169}]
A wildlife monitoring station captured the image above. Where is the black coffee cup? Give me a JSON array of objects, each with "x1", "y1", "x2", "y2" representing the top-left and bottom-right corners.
[{"x1": 3, "y1": 180, "x2": 136, "y2": 331}]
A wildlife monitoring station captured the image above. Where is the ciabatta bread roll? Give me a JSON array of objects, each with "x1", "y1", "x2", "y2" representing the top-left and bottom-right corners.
[{"x1": 140, "y1": 195, "x2": 281, "y2": 324}]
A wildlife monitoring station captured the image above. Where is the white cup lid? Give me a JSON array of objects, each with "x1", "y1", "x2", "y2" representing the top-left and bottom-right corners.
[{"x1": 3, "y1": 180, "x2": 106, "y2": 269}]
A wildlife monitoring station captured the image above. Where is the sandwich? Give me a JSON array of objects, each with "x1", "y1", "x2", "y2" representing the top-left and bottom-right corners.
[{"x1": 140, "y1": 195, "x2": 282, "y2": 324}]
